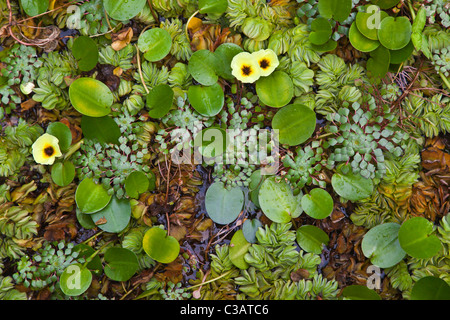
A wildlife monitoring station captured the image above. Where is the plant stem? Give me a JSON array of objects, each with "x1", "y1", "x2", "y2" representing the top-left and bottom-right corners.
[
  {"x1": 64, "y1": 139, "x2": 84, "y2": 160},
  {"x1": 439, "y1": 72, "x2": 450, "y2": 90},
  {"x1": 187, "y1": 269, "x2": 234, "y2": 290}
]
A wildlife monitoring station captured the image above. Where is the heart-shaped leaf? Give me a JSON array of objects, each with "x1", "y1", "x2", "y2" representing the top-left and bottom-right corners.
[
  {"x1": 51, "y1": 161, "x2": 75, "y2": 187},
  {"x1": 143, "y1": 227, "x2": 180, "y2": 263},
  {"x1": 75, "y1": 178, "x2": 112, "y2": 214},
  {"x1": 103, "y1": 247, "x2": 139, "y2": 282},
  {"x1": 138, "y1": 28, "x2": 172, "y2": 62},
  {"x1": 91, "y1": 196, "x2": 131, "y2": 233},
  {"x1": 256, "y1": 71, "x2": 293, "y2": 108},
  {"x1": 258, "y1": 176, "x2": 302, "y2": 223},
  {"x1": 146, "y1": 83, "x2": 174, "y2": 118},
  {"x1": 242, "y1": 219, "x2": 262, "y2": 244},
  {"x1": 301, "y1": 188, "x2": 333, "y2": 219},
  {"x1": 124, "y1": 171, "x2": 150, "y2": 199},
  {"x1": 188, "y1": 82, "x2": 224, "y2": 117},
  {"x1": 361, "y1": 223, "x2": 406, "y2": 268},
  {"x1": 229, "y1": 230, "x2": 251, "y2": 269},
  {"x1": 81, "y1": 115, "x2": 121, "y2": 145},
  {"x1": 188, "y1": 49, "x2": 220, "y2": 86},
  {"x1": 69, "y1": 77, "x2": 113, "y2": 117},
  {"x1": 331, "y1": 170, "x2": 374, "y2": 201},
  {"x1": 72, "y1": 36, "x2": 98, "y2": 72},
  {"x1": 366, "y1": 45, "x2": 390, "y2": 80},
  {"x1": 349, "y1": 22, "x2": 380, "y2": 53},
  {"x1": 205, "y1": 182, "x2": 244, "y2": 225},
  {"x1": 272, "y1": 103, "x2": 316, "y2": 146},
  {"x1": 398, "y1": 217, "x2": 442, "y2": 259},
  {"x1": 378, "y1": 16, "x2": 412, "y2": 50},
  {"x1": 73, "y1": 244, "x2": 102, "y2": 275},
  {"x1": 59, "y1": 263, "x2": 92, "y2": 297},
  {"x1": 213, "y1": 43, "x2": 244, "y2": 81},
  {"x1": 369, "y1": 0, "x2": 400, "y2": 9},
  {"x1": 389, "y1": 40, "x2": 414, "y2": 64},
  {"x1": 296, "y1": 225, "x2": 329, "y2": 254},
  {"x1": 46, "y1": 122, "x2": 72, "y2": 152},
  {"x1": 355, "y1": 7, "x2": 389, "y2": 40},
  {"x1": 318, "y1": 0, "x2": 352, "y2": 23},
  {"x1": 309, "y1": 17, "x2": 332, "y2": 46},
  {"x1": 103, "y1": 0, "x2": 147, "y2": 21}
]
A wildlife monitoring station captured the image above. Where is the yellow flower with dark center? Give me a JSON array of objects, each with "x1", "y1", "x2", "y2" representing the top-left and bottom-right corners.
[
  {"x1": 32, "y1": 133, "x2": 62, "y2": 165},
  {"x1": 252, "y1": 49, "x2": 279, "y2": 77},
  {"x1": 231, "y1": 52, "x2": 261, "y2": 83}
]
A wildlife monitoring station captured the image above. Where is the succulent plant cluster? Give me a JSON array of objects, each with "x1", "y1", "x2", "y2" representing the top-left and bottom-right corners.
[
  {"x1": 324, "y1": 96, "x2": 409, "y2": 179},
  {"x1": 73, "y1": 113, "x2": 152, "y2": 198},
  {"x1": 0, "y1": 119, "x2": 43, "y2": 178},
  {"x1": 282, "y1": 141, "x2": 328, "y2": 194},
  {"x1": 12, "y1": 241, "x2": 84, "y2": 292},
  {"x1": 425, "y1": 0, "x2": 450, "y2": 28},
  {"x1": 0, "y1": 44, "x2": 42, "y2": 116},
  {"x1": 431, "y1": 46, "x2": 450, "y2": 77}
]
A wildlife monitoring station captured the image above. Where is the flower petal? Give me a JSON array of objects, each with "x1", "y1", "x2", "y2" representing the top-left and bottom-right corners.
[
  {"x1": 32, "y1": 133, "x2": 62, "y2": 165},
  {"x1": 251, "y1": 49, "x2": 279, "y2": 77},
  {"x1": 231, "y1": 52, "x2": 261, "y2": 83}
]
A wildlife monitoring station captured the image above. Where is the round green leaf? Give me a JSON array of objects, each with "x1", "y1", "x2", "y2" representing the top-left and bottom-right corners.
[
  {"x1": 378, "y1": 16, "x2": 412, "y2": 50},
  {"x1": 258, "y1": 176, "x2": 302, "y2": 223},
  {"x1": 296, "y1": 225, "x2": 329, "y2": 254},
  {"x1": 361, "y1": 223, "x2": 406, "y2": 268},
  {"x1": 76, "y1": 208, "x2": 97, "y2": 230},
  {"x1": 349, "y1": 22, "x2": 380, "y2": 53},
  {"x1": 72, "y1": 36, "x2": 99, "y2": 72},
  {"x1": 331, "y1": 171, "x2": 373, "y2": 201},
  {"x1": 301, "y1": 188, "x2": 333, "y2": 219},
  {"x1": 69, "y1": 77, "x2": 113, "y2": 117},
  {"x1": 198, "y1": 0, "x2": 228, "y2": 15},
  {"x1": 46, "y1": 122, "x2": 72, "y2": 152},
  {"x1": 103, "y1": 0, "x2": 146, "y2": 21},
  {"x1": 51, "y1": 161, "x2": 75, "y2": 187},
  {"x1": 342, "y1": 285, "x2": 382, "y2": 300},
  {"x1": 146, "y1": 83, "x2": 174, "y2": 118},
  {"x1": 138, "y1": 28, "x2": 172, "y2": 62},
  {"x1": 272, "y1": 103, "x2": 316, "y2": 146},
  {"x1": 213, "y1": 43, "x2": 244, "y2": 81},
  {"x1": 187, "y1": 82, "x2": 224, "y2": 117},
  {"x1": 75, "y1": 178, "x2": 112, "y2": 214},
  {"x1": 310, "y1": 39, "x2": 338, "y2": 53},
  {"x1": 81, "y1": 115, "x2": 121, "y2": 145},
  {"x1": 318, "y1": 0, "x2": 352, "y2": 23},
  {"x1": 355, "y1": 8, "x2": 389, "y2": 40},
  {"x1": 59, "y1": 263, "x2": 92, "y2": 297},
  {"x1": 104, "y1": 247, "x2": 139, "y2": 282},
  {"x1": 242, "y1": 219, "x2": 262, "y2": 244},
  {"x1": 205, "y1": 182, "x2": 244, "y2": 225},
  {"x1": 309, "y1": 17, "x2": 332, "y2": 46},
  {"x1": 410, "y1": 276, "x2": 450, "y2": 300},
  {"x1": 143, "y1": 227, "x2": 180, "y2": 263},
  {"x1": 91, "y1": 196, "x2": 131, "y2": 233},
  {"x1": 229, "y1": 230, "x2": 251, "y2": 269},
  {"x1": 20, "y1": 0, "x2": 49, "y2": 17},
  {"x1": 188, "y1": 49, "x2": 220, "y2": 86},
  {"x1": 398, "y1": 217, "x2": 442, "y2": 260},
  {"x1": 256, "y1": 71, "x2": 293, "y2": 108},
  {"x1": 124, "y1": 171, "x2": 149, "y2": 199}
]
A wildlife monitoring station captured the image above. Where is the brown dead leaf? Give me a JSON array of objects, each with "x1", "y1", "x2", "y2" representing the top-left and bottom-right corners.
[{"x1": 111, "y1": 27, "x2": 133, "y2": 51}]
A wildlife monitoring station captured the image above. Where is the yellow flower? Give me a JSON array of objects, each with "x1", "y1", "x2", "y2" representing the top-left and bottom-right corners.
[
  {"x1": 231, "y1": 52, "x2": 261, "y2": 83},
  {"x1": 32, "y1": 133, "x2": 62, "y2": 165},
  {"x1": 251, "y1": 49, "x2": 279, "y2": 77}
]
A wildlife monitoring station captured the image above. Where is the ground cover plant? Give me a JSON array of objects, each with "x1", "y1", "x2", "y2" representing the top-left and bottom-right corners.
[{"x1": 0, "y1": 0, "x2": 449, "y2": 301}]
